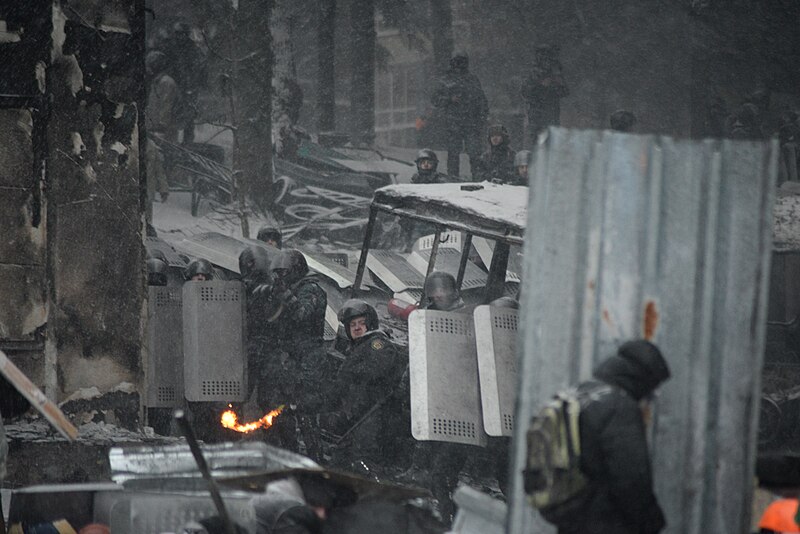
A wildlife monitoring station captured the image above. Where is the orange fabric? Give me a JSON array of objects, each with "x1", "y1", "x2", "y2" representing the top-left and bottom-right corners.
[{"x1": 759, "y1": 499, "x2": 800, "y2": 532}]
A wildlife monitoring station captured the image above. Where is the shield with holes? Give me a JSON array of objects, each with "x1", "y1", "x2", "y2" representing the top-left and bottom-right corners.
[
  {"x1": 183, "y1": 281, "x2": 247, "y2": 402},
  {"x1": 146, "y1": 286, "x2": 184, "y2": 407},
  {"x1": 473, "y1": 305, "x2": 519, "y2": 436},
  {"x1": 408, "y1": 309, "x2": 487, "y2": 446}
]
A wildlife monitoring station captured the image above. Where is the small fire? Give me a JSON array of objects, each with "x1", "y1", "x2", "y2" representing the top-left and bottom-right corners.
[{"x1": 220, "y1": 404, "x2": 284, "y2": 433}]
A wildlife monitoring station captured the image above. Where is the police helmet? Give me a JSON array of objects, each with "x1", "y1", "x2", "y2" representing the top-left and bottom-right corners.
[
  {"x1": 147, "y1": 258, "x2": 168, "y2": 286},
  {"x1": 184, "y1": 258, "x2": 214, "y2": 281},
  {"x1": 414, "y1": 148, "x2": 439, "y2": 173},
  {"x1": 339, "y1": 299, "x2": 379, "y2": 340},
  {"x1": 270, "y1": 249, "x2": 309, "y2": 286},
  {"x1": 424, "y1": 271, "x2": 459, "y2": 308},
  {"x1": 514, "y1": 150, "x2": 532, "y2": 168},
  {"x1": 238, "y1": 245, "x2": 271, "y2": 280},
  {"x1": 487, "y1": 124, "x2": 510, "y2": 143},
  {"x1": 256, "y1": 226, "x2": 283, "y2": 248}
]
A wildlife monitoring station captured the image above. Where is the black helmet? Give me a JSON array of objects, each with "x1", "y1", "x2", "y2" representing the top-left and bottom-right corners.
[
  {"x1": 256, "y1": 226, "x2": 283, "y2": 248},
  {"x1": 338, "y1": 299, "x2": 380, "y2": 340},
  {"x1": 450, "y1": 53, "x2": 469, "y2": 71},
  {"x1": 184, "y1": 258, "x2": 214, "y2": 281},
  {"x1": 238, "y1": 245, "x2": 271, "y2": 280},
  {"x1": 415, "y1": 148, "x2": 439, "y2": 174},
  {"x1": 147, "y1": 258, "x2": 168, "y2": 286},
  {"x1": 609, "y1": 110, "x2": 637, "y2": 132},
  {"x1": 271, "y1": 249, "x2": 309, "y2": 286},
  {"x1": 487, "y1": 124, "x2": 510, "y2": 144},
  {"x1": 424, "y1": 271, "x2": 460, "y2": 310}
]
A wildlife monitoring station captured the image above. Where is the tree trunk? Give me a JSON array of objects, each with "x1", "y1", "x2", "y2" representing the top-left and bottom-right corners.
[
  {"x1": 349, "y1": 0, "x2": 375, "y2": 146},
  {"x1": 272, "y1": 0, "x2": 300, "y2": 157},
  {"x1": 233, "y1": 0, "x2": 274, "y2": 219},
  {"x1": 316, "y1": 0, "x2": 336, "y2": 132},
  {"x1": 430, "y1": 0, "x2": 453, "y2": 75}
]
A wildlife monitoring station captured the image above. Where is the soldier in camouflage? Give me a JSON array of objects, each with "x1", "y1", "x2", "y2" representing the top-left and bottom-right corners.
[{"x1": 270, "y1": 249, "x2": 328, "y2": 460}]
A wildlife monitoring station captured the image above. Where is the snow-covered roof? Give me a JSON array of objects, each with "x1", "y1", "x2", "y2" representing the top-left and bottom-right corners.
[{"x1": 372, "y1": 182, "x2": 529, "y2": 244}]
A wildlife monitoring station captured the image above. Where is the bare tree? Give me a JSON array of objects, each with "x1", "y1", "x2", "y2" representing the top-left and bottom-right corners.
[
  {"x1": 349, "y1": 0, "x2": 376, "y2": 146},
  {"x1": 316, "y1": 0, "x2": 337, "y2": 132}
]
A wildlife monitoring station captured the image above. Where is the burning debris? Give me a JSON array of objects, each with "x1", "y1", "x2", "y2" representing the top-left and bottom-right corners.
[{"x1": 220, "y1": 405, "x2": 284, "y2": 433}]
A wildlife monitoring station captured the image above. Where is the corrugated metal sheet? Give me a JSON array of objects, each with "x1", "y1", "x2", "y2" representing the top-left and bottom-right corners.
[{"x1": 508, "y1": 127, "x2": 778, "y2": 534}]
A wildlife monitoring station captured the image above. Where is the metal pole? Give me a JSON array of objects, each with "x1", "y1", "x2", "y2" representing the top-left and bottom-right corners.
[
  {"x1": 174, "y1": 410, "x2": 238, "y2": 534},
  {"x1": 419, "y1": 228, "x2": 442, "y2": 305},
  {"x1": 352, "y1": 206, "x2": 378, "y2": 298},
  {"x1": 456, "y1": 232, "x2": 473, "y2": 290}
]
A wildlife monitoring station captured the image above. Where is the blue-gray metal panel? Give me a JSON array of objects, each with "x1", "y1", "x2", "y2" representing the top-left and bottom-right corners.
[
  {"x1": 146, "y1": 287, "x2": 183, "y2": 407},
  {"x1": 508, "y1": 128, "x2": 777, "y2": 534}
]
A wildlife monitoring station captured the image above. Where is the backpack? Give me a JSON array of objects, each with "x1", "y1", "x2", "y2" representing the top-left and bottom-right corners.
[{"x1": 523, "y1": 387, "x2": 589, "y2": 518}]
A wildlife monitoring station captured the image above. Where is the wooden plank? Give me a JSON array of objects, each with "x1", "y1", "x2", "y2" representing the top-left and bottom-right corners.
[{"x1": 0, "y1": 350, "x2": 78, "y2": 440}]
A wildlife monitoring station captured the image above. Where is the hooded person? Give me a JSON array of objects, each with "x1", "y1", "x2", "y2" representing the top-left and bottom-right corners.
[
  {"x1": 549, "y1": 339, "x2": 670, "y2": 534},
  {"x1": 422, "y1": 272, "x2": 465, "y2": 312}
]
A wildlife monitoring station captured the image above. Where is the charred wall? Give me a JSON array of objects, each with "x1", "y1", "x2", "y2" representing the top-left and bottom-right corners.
[{"x1": 0, "y1": 0, "x2": 146, "y2": 400}]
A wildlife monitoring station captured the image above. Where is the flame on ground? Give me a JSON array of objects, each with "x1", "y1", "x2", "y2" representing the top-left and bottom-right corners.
[{"x1": 221, "y1": 404, "x2": 284, "y2": 433}]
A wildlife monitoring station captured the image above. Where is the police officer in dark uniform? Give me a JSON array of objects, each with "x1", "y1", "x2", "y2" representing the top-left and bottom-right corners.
[
  {"x1": 184, "y1": 258, "x2": 214, "y2": 281},
  {"x1": 411, "y1": 149, "x2": 449, "y2": 184},
  {"x1": 475, "y1": 124, "x2": 516, "y2": 184},
  {"x1": 404, "y1": 271, "x2": 475, "y2": 523},
  {"x1": 323, "y1": 300, "x2": 406, "y2": 474},
  {"x1": 270, "y1": 249, "x2": 328, "y2": 460},
  {"x1": 431, "y1": 53, "x2": 488, "y2": 179}
]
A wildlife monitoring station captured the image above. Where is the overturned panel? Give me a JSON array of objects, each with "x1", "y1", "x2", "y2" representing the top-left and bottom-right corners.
[
  {"x1": 183, "y1": 281, "x2": 246, "y2": 402},
  {"x1": 367, "y1": 249, "x2": 425, "y2": 292},
  {"x1": 145, "y1": 287, "x2": 183, "y2": 408},
  {"x1": 408, "y1": 310, "x2": 487, "y2": 447},
  {"x1": 474, "y1": 305, "x2": 519, "y2": 437},
  {"x1": 508, "y1": 128, "x2": 778, "y2": 534}
]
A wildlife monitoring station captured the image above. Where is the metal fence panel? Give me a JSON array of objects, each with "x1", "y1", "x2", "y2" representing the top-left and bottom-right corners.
[
  {"x1": 509, "y1": 128, "x2": 777, "y2": 534},
  {"x1": 183, "y1": 281, "x2": 247, "y2": 402},
  {"x1": 408, "y1": 310, "x2": 488, "y2": 446},
  {"x1": 145, "y1": 286, "x2": 183, "y2": 407}
]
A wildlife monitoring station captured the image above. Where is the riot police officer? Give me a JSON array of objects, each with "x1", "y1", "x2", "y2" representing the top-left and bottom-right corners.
[
  {"x1": 423, "y1": 272, "x2": 465, "y2": 312},
  {"x1": 324, "y1": 300, "x2": 407, "y2": 473},
  {"x1": 184, "y1": 258, "x2": 214, "y2": 281},
  {"x1": 411, "y1": 149, "x2": 449, "y2": 184},
  {"x1": 271, "y1": 249, "x2": 328, "y2": 460},
  {"x1": 257, "y1": 226, "x2": 283, "y2": 249}
]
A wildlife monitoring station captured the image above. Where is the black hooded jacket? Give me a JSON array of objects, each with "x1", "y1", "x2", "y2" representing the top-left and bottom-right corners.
[{"x1": 556, "y1": 340, "x2": 670, "y2": 534}]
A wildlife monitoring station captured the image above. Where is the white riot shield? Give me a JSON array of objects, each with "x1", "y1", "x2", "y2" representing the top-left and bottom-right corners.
[
  {"x1": 474, "y1": 305, "x2": 519, "y2": 436},
  {"x1": 182, "y1": 281, "x2": 246, "y2": 402},
  {"x1": 145, "y1": 286, "x2": 183, "y2": 407},
  {"x1": 408, "y1": 310, "x2": 487, "y2": 446}
]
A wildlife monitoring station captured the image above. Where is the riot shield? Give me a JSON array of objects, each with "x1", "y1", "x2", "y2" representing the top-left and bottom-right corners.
[
  {"x1": 146, "y1": 286, "x2": 183, "y2": 407},
  {"x1": 408, "y1": 309, "x2": 487, "y2": 446},
  {"x1": 183, "y1": 281, "x2": 247, "y2": 402},
  {"x1": 474, "y1": 305, "x2": 518, "y2": 436}
]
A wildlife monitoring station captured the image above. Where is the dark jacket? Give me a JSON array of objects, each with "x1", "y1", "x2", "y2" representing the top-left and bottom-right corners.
[
  {"x1": 475, "y1": 145, "x2": 516, "y2": 183},
  {"x1": 431, "y1": 68, "x2": 488, "y2": 129},
  {"x1": 411, "y1": 171, "x2": 450, "y2": 184},
  {"x1": 556, "y1": 340, "x2": 669, "y2": 534}
]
